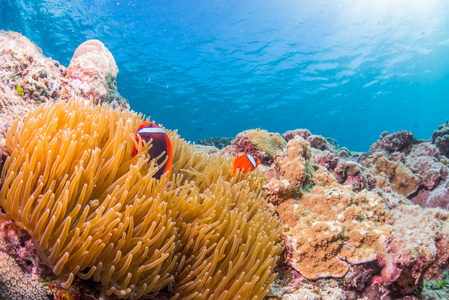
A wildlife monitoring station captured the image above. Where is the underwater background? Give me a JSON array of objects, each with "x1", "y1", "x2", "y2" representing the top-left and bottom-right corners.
[{"x1": 2, "y1": 0, "x2": 449, "y2": 151}]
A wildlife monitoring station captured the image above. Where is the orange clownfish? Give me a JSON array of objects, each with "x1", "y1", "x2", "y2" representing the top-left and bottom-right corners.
[
  {"x1": 133, "y1": 121, "x2": 172, "y2": 179},
  {"x1": 230, "y1": 154, "x2": 260, "y2": 174}
]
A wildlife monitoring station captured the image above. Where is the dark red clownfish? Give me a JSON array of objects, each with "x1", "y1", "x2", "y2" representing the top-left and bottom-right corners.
[
  {"x1": 230, "y1": 154, "x2": 260, "y2": 175},
  {"x1": 133, "y1": 121, "x2": 172, "y2": 179}
]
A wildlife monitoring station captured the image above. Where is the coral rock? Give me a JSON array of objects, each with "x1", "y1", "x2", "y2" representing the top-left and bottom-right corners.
[
  {"x1": 370, "y1": 130, "x2": 415, "y2": 153},
  {"x1": 282, "y1": 129, "x2": 312, "y2": 142},
  {"x1": 333, "y1": 161, "x2": 368, "y2": 191},
  {"x1": 0, "y1": 250, "x2": 47, "y2": 299},
  {"x1": 0, "y1": 30, "x2": 65, "y2": 140},
  {"x1": 279, "y1": 186, "x2": 390, "y2": 280},
  {"x1": 359, "y1": 151, "x2": 419, "y2": 197},
  {"x1": 406, "y1": 156, "x2": 447, "y2": 190},
  {"x1": 431, "y1": 120, "x2": 449, "y2": 156},
  {"x1": 377, "y1": 205, "x2": 449, "y2": 295},
  {"x1": 411, "y1": 183, "x2": 449, "y2": 210},
  {"x1": 221, "y1": 128, "x2": 286, "y2": 165},
  {"x1": 275, "y1": 136, "x2": 315, "y2": 194},
  {"x1": 408, "y1": 143, "x2": 439, "y2": 158},
  {"x1": 66, "y1": 39, "x2": 127, "y2": 107},
  {"x1": 0, "y1": 220, "x2": 52, "y2": 278}
]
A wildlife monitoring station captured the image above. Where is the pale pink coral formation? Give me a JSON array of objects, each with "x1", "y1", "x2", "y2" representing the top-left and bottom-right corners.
[
  {"x1": 282, "y1": 129, "x2": 337, "y2": 152},
  {"x1": 312, "y1": 150, "x2": 367, "y2": 191},
  {"x1": 406, "y1": 156, "x2": 447, "y2": 190},
  {"x1": 64, "y1": 39, "x2": 126, "y2": 107},
  {"x1": 377, "y1": 205, "x2": 449, "y2": 294}
]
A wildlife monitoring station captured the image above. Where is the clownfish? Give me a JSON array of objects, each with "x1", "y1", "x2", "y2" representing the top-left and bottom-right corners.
[
  {"x1": 133, "y1": 121, "x2": 172, "y2": 179},
  {"x1": 230, "y1": 154, "x2": 260, "y2": 174}
]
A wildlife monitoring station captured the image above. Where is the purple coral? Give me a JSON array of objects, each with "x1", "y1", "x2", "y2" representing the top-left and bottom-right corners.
[
  {"x1": 370, "y1": 130, "x2": 415, "y2": 153},
  {"x1": 0, "y1": 220, "x2": 52, "y2": 278},
  {"x1": 282, "y1": 129, "x2": 311, "y2": 142}
]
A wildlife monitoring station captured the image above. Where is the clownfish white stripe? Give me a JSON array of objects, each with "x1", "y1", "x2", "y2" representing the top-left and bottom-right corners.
[
  {"x1": 138, "y1": 127, "x2": 166, "y2": 134},
  {"x1": 246, "y1": 154, "x2": 257, "y2": 168}
]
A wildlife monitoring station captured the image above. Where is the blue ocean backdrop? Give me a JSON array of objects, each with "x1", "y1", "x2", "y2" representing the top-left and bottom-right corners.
[{"x1": 2, "y1": 0, "x2": 449, "y2": 151}]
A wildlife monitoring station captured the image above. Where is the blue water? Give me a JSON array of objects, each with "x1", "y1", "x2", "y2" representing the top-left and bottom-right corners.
[{"x1": 2, "y1": 0, "x2": 449, "y2": 151}]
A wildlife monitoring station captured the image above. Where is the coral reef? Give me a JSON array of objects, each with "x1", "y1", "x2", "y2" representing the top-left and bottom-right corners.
[
  {"x1": 197, "y1": 136, "x2": 233, "y2": 149},
  {"x1": 405, "y1": 156, "x2": 446, "y2": 190},
  {"x1": 64, "y1": 40, "x2": 127, "y2": 107},
  {"x1": 268, "y1": 278, "x2": 346, "y2": 300},
  {"x1": 0, "y1": 31, "x2": 128, "y2": 142},
  {"x1": 282, "y1": 129, "x2": 311, "y2": 142},
  {"x1": 221, "y1": 129, "x2": 287, "y2": 165},
  {"x1": 279, "y1": 186, "x2": 390, "y2": 280},
  {"x1": 265, "y1": 136, "x2": 391, "y2": 281},
  {"x1": 282, "y1": 129, "x2": 337, "y2": 152},
  {"x1": 0, "y1": 30, "x2": 65, "y2": 140},
  {"x1": 0, "y1": 100, "x2": 282, "y2": 299},
  {"x1": 4, "y1": 29, "x2": 449, "y2": 300},
  {"x1": 359, "y1": 150, "x2": 420, "y2": 197},
  {"x1": 432, "y1": 120, "x2": 449, "y2": 157},
  {"x1": 370, "y1": 130, "x2": 417, "y2": 153},
  {"x1": 377, "y1": 205, "x2": 449, "y2": 294},
  {"x1": 0, "y1": 250, "x2": 48, "y2": 299},
  {"x1": 311, "y1": 150, "x2": 367, "y2": 191},
  {"x1": 0, "y1": 220, "x2": 52, "y2": 278}
]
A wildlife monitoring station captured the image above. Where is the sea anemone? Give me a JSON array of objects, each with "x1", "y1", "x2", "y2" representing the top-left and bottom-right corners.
[{"x1": 0, "y1": 99, "x2": 282, "y2": 299}]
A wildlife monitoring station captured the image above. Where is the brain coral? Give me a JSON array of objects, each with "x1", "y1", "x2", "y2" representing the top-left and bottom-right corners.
[{"x1": 0, "y1": 99, "x2": 282, "y2": 299}]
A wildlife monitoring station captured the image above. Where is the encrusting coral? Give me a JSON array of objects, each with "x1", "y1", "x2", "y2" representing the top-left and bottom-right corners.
[
  {"x1": 221, "y1": 129, "x2": 286, "y2": 165},
  {"x1": 266, "y1": 136, "x2": 391, "y2": 280},
  {"x1": 0, "y1": 99, "x2": 282, "y2": 299},
  {"x1": 0, "y1": 250, "x2": 47, "y2": 299}
]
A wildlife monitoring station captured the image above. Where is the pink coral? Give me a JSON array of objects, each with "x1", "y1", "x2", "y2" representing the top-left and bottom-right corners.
[
  {"x1": 64, "y1": 40, "x2": 127, "y2": 107},
  {"x1": 406, "y1": 156, "x2": 447, "y2": 190},
  {"x1": 0, "y1": 220, "x2": 51, "y2": 277},
  {"x1": 282, "y1": 129, "x2": 311, "y2": 142},
  {"x1": 377, "y1": 205, "x2": 449, "y2": 294}
]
